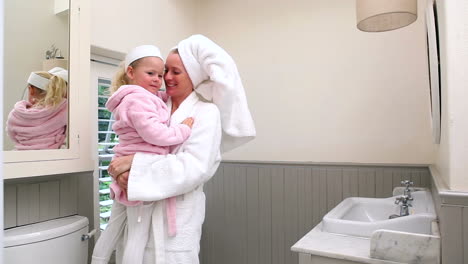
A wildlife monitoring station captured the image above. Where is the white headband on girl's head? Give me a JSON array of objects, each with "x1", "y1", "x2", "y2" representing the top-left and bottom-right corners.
[
  {"x1": 124, "y1": 45, "x2": 163, "y2": 69},
  {"x1": 27, "y1": 73, "x2": 50, "y2": 90},
  {"x1": 49, "y1": 67, "x2": 68, "y2": 83},
  {"x1": 27, "y1": 67, "x2": 68, "y2": 91}
]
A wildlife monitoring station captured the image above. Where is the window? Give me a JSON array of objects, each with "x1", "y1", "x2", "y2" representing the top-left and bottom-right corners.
[
  {"x1": 97, "y1": 78, "x2": 117, "y2": 230},
  {"x1": 91, "y1": 56, "x2": 120, "y2": 231}
]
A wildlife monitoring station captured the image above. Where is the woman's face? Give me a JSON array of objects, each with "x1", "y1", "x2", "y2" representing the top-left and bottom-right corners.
[{"x1": 164, "y1": 52, "x2": 193, "y2": 100}]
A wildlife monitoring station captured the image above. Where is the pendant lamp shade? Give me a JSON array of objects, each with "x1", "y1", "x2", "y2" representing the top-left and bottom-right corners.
[{"x1": 356, "y1": 0, "x2": 417, "y2": 32}]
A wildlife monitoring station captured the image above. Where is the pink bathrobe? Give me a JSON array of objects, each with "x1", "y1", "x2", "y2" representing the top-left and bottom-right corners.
[
  {"x1": 106, "y1": 85, "x2": 191, "y2": 235},
  {"x1": 6, "y1": 99, "x2": 68, "y2": 150}
]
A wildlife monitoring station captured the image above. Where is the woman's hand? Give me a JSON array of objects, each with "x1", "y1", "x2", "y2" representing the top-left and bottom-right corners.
[
  {"x1": 108, "y1": 154, "x2": 135, "y2": 177},
  {"x1": 115, "y1": 171, "x2": 130, "y2": 192}
]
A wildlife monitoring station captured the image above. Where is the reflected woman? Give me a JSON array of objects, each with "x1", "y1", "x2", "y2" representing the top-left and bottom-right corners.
[{"x1": 6, "y1": 67, "x2": 68, "y2": 150}]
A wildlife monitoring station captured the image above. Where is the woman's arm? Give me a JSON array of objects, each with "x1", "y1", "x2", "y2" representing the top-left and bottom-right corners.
[{"x1": 127, "y1": 104, "x2": 222, "y2": 202}]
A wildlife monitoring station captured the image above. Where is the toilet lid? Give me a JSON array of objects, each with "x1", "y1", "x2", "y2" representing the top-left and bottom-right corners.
[{"x1": 4, "y1": 215, "x2": 89, "y2": 247}]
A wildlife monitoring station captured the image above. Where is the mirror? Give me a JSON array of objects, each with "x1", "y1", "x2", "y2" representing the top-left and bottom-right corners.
[
  {"x1": 4, "y1": 0, "x2": 94, "y2": 179},
  {"x1": 3, "y1": 0, "x2": 69, "y2": 151}
]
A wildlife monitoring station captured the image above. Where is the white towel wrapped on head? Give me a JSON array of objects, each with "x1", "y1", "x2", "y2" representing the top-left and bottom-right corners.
[{"x1": 177, "y1": 34, "x2": 256, "y2": 153}]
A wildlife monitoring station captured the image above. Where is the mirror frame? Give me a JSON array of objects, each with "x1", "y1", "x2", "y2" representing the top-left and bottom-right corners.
[
  {"x1": 4, "y1": 0, "x2": 93, "y2": 179},
  {"x1": 425, "y1": 0, "x2": 441, "y2": 144}
]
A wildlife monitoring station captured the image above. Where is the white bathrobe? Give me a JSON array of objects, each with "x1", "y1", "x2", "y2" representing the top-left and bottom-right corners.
[{"x1": 112, "y1": 91, "x2": 222, "y2": 264}]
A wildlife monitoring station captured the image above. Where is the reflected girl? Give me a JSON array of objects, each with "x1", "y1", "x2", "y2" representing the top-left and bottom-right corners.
[{"x1": 6, "y1": 67, "x2": 68, "y2": 150}]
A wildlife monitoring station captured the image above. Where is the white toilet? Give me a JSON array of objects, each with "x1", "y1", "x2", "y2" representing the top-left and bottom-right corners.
[{"x1": 4, "y1": 215, "x2": 90, "y2": 264}]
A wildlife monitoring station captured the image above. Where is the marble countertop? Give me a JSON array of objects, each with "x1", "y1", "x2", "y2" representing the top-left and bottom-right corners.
[{"x1": 291, "y1": 223, "x2": 404, "y2": 264}]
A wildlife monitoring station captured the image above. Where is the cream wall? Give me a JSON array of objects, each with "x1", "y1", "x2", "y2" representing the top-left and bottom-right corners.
[
  {"x1": 434, "y1": 0, "x2": 468, "y2": 191},
  {"x1": 92, "y1": 0, "x2": 437, "y2": 165},
  {"x1": 3, "y1": 0, "x2": 68, "y2": 150},
  {"x1": 198, "y1": 0, "x2": 435, "y2": 164},
  {"x1": 91, "y1": 0, "x2": 197, "y2": 58}
]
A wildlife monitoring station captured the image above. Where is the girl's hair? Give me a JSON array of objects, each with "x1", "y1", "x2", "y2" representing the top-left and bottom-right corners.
[
  {"x1": 109, "y1": 59, "x2": 144, "y2": 95},
  {"x1": 31, "y1": 71, "x2": 67, "y2": 108}
]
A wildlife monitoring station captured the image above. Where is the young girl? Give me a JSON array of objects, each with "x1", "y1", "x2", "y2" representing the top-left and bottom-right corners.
[
  {"x1": 92, "y1": 45, "x2": 193, "y2": 264},
  {"x1": 6, "y1": 67, "x2": 68, "y2": 150}
]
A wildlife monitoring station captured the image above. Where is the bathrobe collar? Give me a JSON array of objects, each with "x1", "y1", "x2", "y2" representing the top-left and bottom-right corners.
[{"x1": 167, "y1": 91, "x2": 199, "y2": 124}]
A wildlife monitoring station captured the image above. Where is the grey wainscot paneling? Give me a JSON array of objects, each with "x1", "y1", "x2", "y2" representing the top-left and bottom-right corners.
[
  {"x1": 200, "y1": 162, "x2": 431, "y2": 264},
  {"x1": 3, "y1": 172, "x2": 92, "y2": 229},
  {"x1": 430, "y1": 166, "x2": 468, "y2": 264}
]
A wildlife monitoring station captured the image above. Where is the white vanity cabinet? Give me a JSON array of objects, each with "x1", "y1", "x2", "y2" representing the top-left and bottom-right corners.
[{"x1": 3, "y1": 0, "x2": 93, "y2": 179}]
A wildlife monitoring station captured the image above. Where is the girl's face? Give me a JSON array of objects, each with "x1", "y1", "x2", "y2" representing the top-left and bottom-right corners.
[
  {"x1": 164, "y1": 52, "x2": 193, "y2": 100},
  {"x1": 127, "y1": 57, "x2": 164, "y2": 94},
  {"x1": 27, "y1": 85, "x2": 39, "y2": 104}
]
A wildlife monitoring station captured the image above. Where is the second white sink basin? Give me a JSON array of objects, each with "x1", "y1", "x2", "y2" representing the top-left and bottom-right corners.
[{"x1": 321, "y1": 190, "x2": 436, "y2": 237}]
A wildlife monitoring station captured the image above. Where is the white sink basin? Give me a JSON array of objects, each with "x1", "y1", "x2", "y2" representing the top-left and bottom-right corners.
[{"x1": 321, "y1": 190, "x2": 436, "y2": 237}]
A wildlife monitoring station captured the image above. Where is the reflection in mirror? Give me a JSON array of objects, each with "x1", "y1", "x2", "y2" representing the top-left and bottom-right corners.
[{"x1": 3, "y1": 0, "x2": 69, "y2": 151}]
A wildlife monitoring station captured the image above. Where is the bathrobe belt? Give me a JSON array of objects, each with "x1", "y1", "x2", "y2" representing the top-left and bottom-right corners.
[
  {"x1": 123, "y1": 201, "x2": 166, "y2": 264},
  {"x1": 147, "y1": 185, "x2": 205, "y2": 264},
  {"x1": 151, "y1": 202, "x2": 166, "y2": 264},
  {"x1": 124, "y1": 185, "x2": 204, "y2": 264}
]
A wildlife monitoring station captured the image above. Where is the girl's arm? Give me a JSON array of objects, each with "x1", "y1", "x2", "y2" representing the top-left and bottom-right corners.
[
  {"x1": 6, "y1": 111, "x2": 20, "y2": 144},
  {"x1": 123, "y1": 93, "x2": 191, "y2": 146},
  {"x1": 127, "y1": 104, "x2": 222, "y2": 201}
]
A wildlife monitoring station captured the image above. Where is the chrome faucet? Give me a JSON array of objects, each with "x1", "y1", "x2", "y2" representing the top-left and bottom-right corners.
[
  {"x1": 389, "y1": 195, "x2": 413, "y2": 219},
  {"x1": 401, "y1": 180, "x2": 414, "y2": 199}
]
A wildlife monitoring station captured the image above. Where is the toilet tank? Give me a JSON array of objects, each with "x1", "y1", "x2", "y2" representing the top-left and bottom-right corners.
[{"x1": 4, "y1": 215, "x2": 89, "y2": 264}]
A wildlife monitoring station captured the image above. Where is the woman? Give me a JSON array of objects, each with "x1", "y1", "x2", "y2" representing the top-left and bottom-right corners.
[{"x1": 101, "y1": 35, "x2": 255, "y2": 264}]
